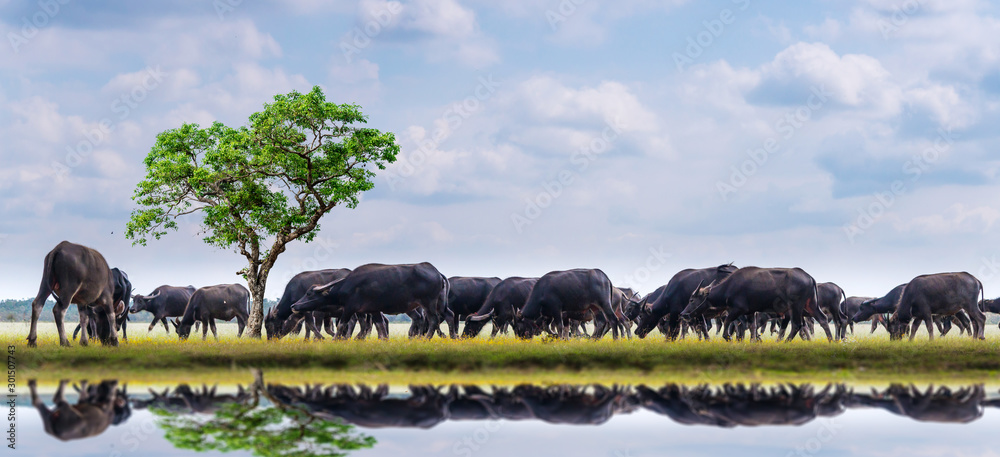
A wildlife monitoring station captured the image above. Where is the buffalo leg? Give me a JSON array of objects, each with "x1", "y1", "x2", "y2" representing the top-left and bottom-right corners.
[
  {"x1": 98, "y1": 302, "x2": 119, "y2": 346},
  {"x1": 236, "y1": 314, "x2": 247, "y2": 338},
  {"x1": 210, "y1": 320, "x2": 219, "y2": 340},
  {"x1": 909, "y1": 317, "x2": 926, "y2": 341},
  {"x1": 202, "y1": 319, "x2": 210, "y2": 340}
]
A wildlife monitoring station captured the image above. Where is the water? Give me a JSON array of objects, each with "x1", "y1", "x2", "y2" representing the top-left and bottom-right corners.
[{"x1": 15, "y1": 377, "x2": 1000, "y2": 456}]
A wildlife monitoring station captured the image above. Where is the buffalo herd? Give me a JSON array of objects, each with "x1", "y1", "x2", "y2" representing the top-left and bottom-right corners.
[{"x1": 24, "y1": 241, "x2": 1000, "y2": 346}]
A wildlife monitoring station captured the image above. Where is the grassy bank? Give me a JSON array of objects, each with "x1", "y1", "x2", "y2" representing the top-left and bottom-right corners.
[{"x1": 9, "y1": 323, "x2": 1000, "y2": 384}]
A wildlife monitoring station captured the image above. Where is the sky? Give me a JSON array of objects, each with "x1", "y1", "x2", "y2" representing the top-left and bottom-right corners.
[{"x1": 1, "y1": 0, "x2": 999, "y2": 300}]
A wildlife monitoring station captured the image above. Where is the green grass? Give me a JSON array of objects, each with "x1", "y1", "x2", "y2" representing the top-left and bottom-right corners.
[{"x1": 8, "y1": 322, "x2": 1000, "y2": 384}]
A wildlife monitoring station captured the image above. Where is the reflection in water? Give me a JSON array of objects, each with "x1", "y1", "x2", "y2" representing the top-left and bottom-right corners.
[
  {"x1": 28, "y1": 379, "x2": 129, "y2": 441},
  {"x1": 23, "y1": 376, "x2": 1000, "y2": 455},
  {"x1": 149, "y1": 370, "x2": 376, "y2": 457}
]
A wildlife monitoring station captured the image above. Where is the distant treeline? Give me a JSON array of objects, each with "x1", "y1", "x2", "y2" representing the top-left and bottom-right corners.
[{"x1": 0, "y1": 298, "x2": 412, "y2": 323}]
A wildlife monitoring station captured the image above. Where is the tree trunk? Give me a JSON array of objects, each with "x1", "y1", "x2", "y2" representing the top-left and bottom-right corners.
[{"x1": 246, "y1": 277, "x2": 266, "y2": 338}]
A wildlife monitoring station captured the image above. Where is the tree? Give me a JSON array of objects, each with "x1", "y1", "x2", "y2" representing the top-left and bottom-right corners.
[{"x1": 126, "y1": 86, "x2": 398, "y2": 338}]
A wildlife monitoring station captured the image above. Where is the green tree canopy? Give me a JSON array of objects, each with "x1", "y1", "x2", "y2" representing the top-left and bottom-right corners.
[{"x1": 126, "y1": 86, "x2": 399, "y2": 337}]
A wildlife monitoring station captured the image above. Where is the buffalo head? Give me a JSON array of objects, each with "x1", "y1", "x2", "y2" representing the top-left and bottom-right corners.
[
  {"x1": 290, "y1": 279, "x2": 343, "y2": 315},
  {"x1": 681, "y1": 281, "x2": 712, "y2": 319},
  {"x1": 172, "y1": 318, "x2": 193, "y2": 340},
  {"x1": 129, "y1": 291, "x2": 158, "y2": 314}
]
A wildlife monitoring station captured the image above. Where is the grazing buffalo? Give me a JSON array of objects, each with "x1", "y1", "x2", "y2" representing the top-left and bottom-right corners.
[
  {"x1": 28, "y1": 379, "x2": 129, "y2": 441},
  {"x1": 634, "y1": 264, "x2": 739, "y2": 340},
  {"x1": 264, "y1": 269, "x2": 352, "y2": 340},
  {"x1": 73, "y1": 267, "x2": 133, "y2": 342},
  {"x1": 982, "y1": 298, "x2": 1000, "y2": 331},
  {"x1": 173, "y1": 284, "x2": 250, "y2": 340},
  {"x1": 465, "y1": 277, "x2": 538, "y2": 338},
  {"x1": 851, "y1": 283, "x2": 907, "y2": 325},
  {"x1": 683, "y1": 267, "x2": 829, "y2": 342},
  {"x1": 28, "y1": 241, "x2": 120, "y2": 347},
  {"x1": 816, "y1": 282, "x2": 849, "y2": 340},
  {"x1": 888, "y1": 272, "x2": 986, "y2": 341},
  {"x1": 290, "y1": 263, "x2": 449, "y2": 339},
  {"x1": 841, "y1": 296, "x2": 872, "y2": 335},
  {"x1": 514, "y1": 269, "x2": 625, "y2": 340},
  {"x1": 444, "y1": 276, "x2": 501, "y2": 338},
  {"x1": 129, "y1": 285, "x2": 196, "y2": 333}
]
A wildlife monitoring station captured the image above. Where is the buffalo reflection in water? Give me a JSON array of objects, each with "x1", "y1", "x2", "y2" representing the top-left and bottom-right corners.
[
  {"x1": 26, "y1": 378, "x2": 1000, "y2": 447},
  {"x1": 28, "y1": 379, "x2": 130, "y2": 441}
]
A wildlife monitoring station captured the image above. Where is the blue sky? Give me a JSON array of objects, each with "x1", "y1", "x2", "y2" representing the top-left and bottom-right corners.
[{"x1": 1, "y1": 0, "x2": 999, "y2": 300}]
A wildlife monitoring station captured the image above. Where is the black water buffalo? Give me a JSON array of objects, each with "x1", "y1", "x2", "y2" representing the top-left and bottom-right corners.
[
  {"x1": 841, "y1": 296, "x2": 872, "y2": 334},
  {"x1": 514, "y1": 269, "x2": 624, "y2": 340},
  {"x1": 634, "y1": 264, "x2": 739, "y2": 340},
  {"x1": 444, "y1": 276, "x2": 501, "y2": 338},
  {"x1": 851, "y1": 283, "x2": 907, "y2": 325},
  {"x1": 683, "y1": 267, "x2": 828, "y2": 342},
  {"x1": 173, "y1": 283, "x2": 250, "y2": 340},
  {"x1": 290, "y1": 263, "x2": 449, "y2": 339},
  {"x1": 28, "y1": 241, "x2": 120, "y2": 347},
  {"x1": 73, "y1": 267, "x2": 132, "y2": 342},
  {"x1": 129, "y1": 285, "x2": 196, "y2": 333},
  {"x1": 816, "y1": 282, "x2": 849, "y2": 340},
  {"x1": 465, "y1": 277, "x2": 538, "y2": 338},
  {"x1": 264, "y1": 269, "x2": 352, "y2": 340},
  {"x1": 982, "y1": 298, "x2": 1000, "y2": 331},
  {"x1": 28, "y1": 379, "x2": 129, "y2": 441},
  {"x1": 888, "y1": 272, "x2": 986, "y2": 340}
]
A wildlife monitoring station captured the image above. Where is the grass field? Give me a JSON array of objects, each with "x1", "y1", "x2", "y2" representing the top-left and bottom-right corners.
[{"x1": 7, "y1": 321, "x2": 1000, "y2": 385}]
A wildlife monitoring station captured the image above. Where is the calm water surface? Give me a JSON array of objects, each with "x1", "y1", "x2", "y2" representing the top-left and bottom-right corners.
[{"x1": 16, "y1": 377, "x2": 1000, "y2": 457}]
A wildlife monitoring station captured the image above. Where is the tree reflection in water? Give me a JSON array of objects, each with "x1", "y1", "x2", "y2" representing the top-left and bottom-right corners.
[{"x1": 152, "y1": 369, "x2": 375, "y2": 457}]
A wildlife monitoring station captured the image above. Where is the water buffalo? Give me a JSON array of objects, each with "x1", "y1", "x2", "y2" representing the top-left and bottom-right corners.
[
  {"x1": 888, "y1": 272, "x2": 986, "y2": 341},
  {"x1": 816, "y1": 282, "x2": 849, "y2": 340},
  {"x1": 444, "y1": 276, "x2": 501, "y2": 338},
  {"x1": 27, "y1": 241, "x2": 120, "y2": 347},
  {"x1": 28, "y1": 379, "x2": 129, "y2": 441},
  {"x1": 980, "y1": 298, "x2": 1000, "y2": 331},
  {"x1": 465, "y1": 277, "x2": 538, "y2": 338},
  {"x1": 129, "y1": 285, "x2": 196, "y2": 333},
  {"x1": 290, "y1": 263, "x2": 449, "y2": 339},
  {"x1": 267, "y1": 384, "x2": 451, "y2": 429},
  {"x1": 264, "y1": 269, "x2": 352, "y2": 340},
  {"x1": 514, "y1": 269, "x2": 625, "y2": 340},
  {"x1": 173, "y1": 283, "x2": 250, "y2": 340},
  {"x1": 634, "y1": 264, "x2": 739, "y2": 340},
  {"x1": 851, "y1": 284, "x2": 907, "y2": 323},
  {"x1": 73, "y1": 267, "x2": 132, "y2": 342},
  {"x1": 683, "y1": 267, "x2": 829, "y2": 342},
  {"x1": 840, "y1": 296, "x2": 872, "y2": 335}
]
